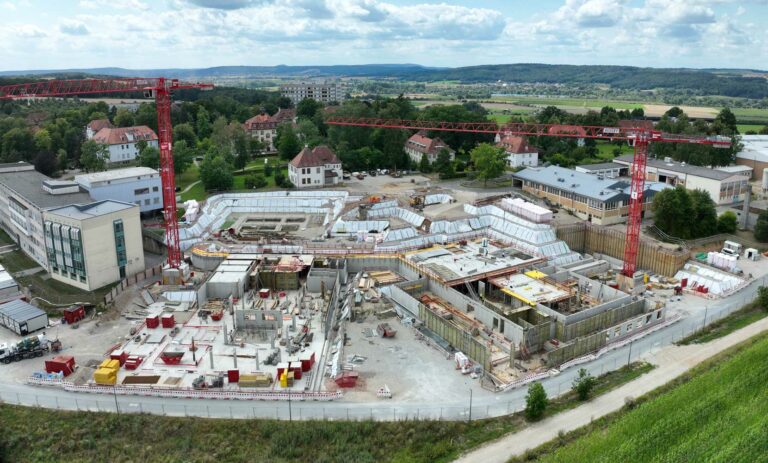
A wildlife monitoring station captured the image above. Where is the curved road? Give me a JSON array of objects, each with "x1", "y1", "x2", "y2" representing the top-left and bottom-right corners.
[{"x1": 0, "y1": 276, "x2": 763, "y2": 422}]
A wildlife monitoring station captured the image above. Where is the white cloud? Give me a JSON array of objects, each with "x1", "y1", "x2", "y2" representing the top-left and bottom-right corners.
[{"x1": 60, "y1": 20, "x2": 90, "y2": 36}]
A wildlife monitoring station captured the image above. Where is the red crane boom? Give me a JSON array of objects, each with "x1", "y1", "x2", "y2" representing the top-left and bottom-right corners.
[
  {"x1": 0, "y1": 78, "x2": 214, "y2": 269},
  {"x1": 325, "y1": 116, "x2": 731, "y2": 277}
]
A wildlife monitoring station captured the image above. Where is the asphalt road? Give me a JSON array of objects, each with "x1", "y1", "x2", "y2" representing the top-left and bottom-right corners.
[{"x1": 0, "y1": 275, "x2": 763, "y2": 422}]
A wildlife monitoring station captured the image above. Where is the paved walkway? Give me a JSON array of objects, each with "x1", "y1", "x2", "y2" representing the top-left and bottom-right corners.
[
  {"x1": 13, "y1": 266, "x2": 44, "y2": 277},
  {"x1": 455, "y1": 315, "x2": 768, "y2": 463}
]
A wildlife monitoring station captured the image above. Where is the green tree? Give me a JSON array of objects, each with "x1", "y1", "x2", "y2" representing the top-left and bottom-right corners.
[
  {"x1": 134, "y1": 103, "x2": 158, "y2": 131},
  {"x1": 114, "y1": 108, "x2": 135, "y2": 127},
  {"x1": 418, "y1": 153, "x2": 432, "y2": 173},
  {"x1": 571, "y1": 368, "x2": 597, "y2": 401},
  {"x1": 264, "y1": 163, "x2": 273, "y2": 177},
  {"x1": 653, "y1": 186, "x2": 694, "y2": 239},
  {"x1": 79, "y1": 140, "x2": 109, "y2": 172},
  {"x1": 525, "y1": 382, "x2": 548, "y2": 420},
  {"x1": 231, "y1": 124, "x2": 249, "y2": 172},
  {"x1": 470, "y1": 143, "x2": 506, "y2": 187},
  {"x1": 173, "y1": 123, "x2": 197, "y2": 147},
  {"x1": 717, "y1": 211, "x2": 738, "y2": 234},
  {"x1": 199, "y1": 155, "x2": 233, "y2": 191},
  {"x1": 715, "y1": 108, "x2": 738, "y2": 134},
  {"x1": 296, "y1": 119, "x2": 323, "y2": 147},
  {"x1": 754, "y1": 210, "x2": 768, "y2": 242},
  {"x1": 757, "y1": 286, "x2": 768, "y2": 312},
  {"x1": 210, "y1": 116, "x2": 231, "y2": 152},
  {"x1": 296, "y1": 98, "x2": 323, "y2": 120},
  {"x1": 33, "y1": 129, "x2": 52, "y2": 152},
  {"x1": 436, "y1": 150, "x2": 455, "y2": 179},
  {"x1": 244, "y1": 174, "x2": 268, "y2": 189},
  {"x1": 196, "y1": 106, "x2": 211, "y2": 139},
  {"x1": 136, "y1": 146, "x2": 160, "y2": 170},
  {"x1": 277, "y1": 124, "x2": 301, "y2": 161},
  {"x1": 56, "y1": 148, "x2": 68, "y2": 171},
  {"x1": 33, "y1": 150, "x2": 57, "y2": 176},
  {"x1": 689, "y1": 189, "x2": 718, "y2": 238},
  {"x1": 173, "y1": 140, "x2": 194, "y2": 175},
  {"x1": 1, "y1": 127, "x2": 35, "y2": 162}
]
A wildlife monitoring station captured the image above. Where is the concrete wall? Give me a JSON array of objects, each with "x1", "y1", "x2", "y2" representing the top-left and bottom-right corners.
[
  {"x1": 557, "y1": 222, "x2": 689, "y2": 276},
  {"x1": 235, "y1": 309, "x2": 283, "y2": 331}
]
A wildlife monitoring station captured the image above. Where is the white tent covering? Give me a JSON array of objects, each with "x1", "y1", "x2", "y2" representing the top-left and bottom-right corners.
[
  {"x1": 674, "y1": 263, "x2": 746, "y2": 296},
  {"x1": 177, "y1": 191, "x2": 350, "y2": 249},
  {"x1": 183, "y1": 199, "x2": 200, "y2": 223},
  {"x1": 367, "y1": 206, "x2": 425, "y2": 227},
  {"x1": 382, "y1": 227, "x2": 420, "y2": 242},
  {"x1": 500, "y1": 197, "x2": 553, "y2": 223},
  {"x1": 424, "y1": 194, "x2": 453, "y2": 205},
  {"x1": 331, "y1": 220, "x2": 390, "y2": 234}
]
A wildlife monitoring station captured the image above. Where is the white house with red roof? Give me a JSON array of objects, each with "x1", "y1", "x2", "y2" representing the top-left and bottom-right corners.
[
  {"x1": 243, "y1": 108, "x2": 296, "y2": 152},
  {"x1": 288, "y1": 145, "x2": 343, "y2": 188},
  {"x1": 404, "y1": 131, "x2": 455, "y2": 165},
  {"x1": 91, "y1": 126, "x2": 158, "y2": 164},
  {"x1": 496, "y1": 133, "x2": 539, "y2": 168}
]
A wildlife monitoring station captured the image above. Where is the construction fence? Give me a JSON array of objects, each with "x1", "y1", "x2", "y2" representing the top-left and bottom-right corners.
[
  {"x1": 103, "y1": 265, "x2": 163, "y2": 306},
  {"x1": 556, "y1": 222, "x2": 689, "y2": 276}
]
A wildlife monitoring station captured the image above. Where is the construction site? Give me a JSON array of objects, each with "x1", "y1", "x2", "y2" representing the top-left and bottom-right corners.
[{"x1": 0, "y1": 84, "x2": 759, "y2": 405}]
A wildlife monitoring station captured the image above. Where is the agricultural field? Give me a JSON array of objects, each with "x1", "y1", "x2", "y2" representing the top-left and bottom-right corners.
[
  {"x1": 517, "y1": 334, "x2": 768, "y2": 463},
  {"x1": 488, "y1": 96, "x2": 644, "y2": 111},
  {"x1": 738, "y1": 124, "x2": 766, "y2": 133}
]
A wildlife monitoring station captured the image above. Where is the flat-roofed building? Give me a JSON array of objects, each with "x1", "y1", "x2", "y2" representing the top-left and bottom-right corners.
[
  {"x1": 512, "y1": 166, "x2": 668, "y2": 225},
  {"x1": 44, "y1": 200, "x2": 144, "y2": 290},
  {"x1": 613, "y1": 154, "x2": 749, "y2": 205},
  {"x1": 75, "y1": 167, "x2": 162, "y2": 213}
]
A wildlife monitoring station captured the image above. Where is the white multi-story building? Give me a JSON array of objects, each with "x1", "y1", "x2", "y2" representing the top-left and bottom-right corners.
[
  {"x1": 288, "y1": 146, "x2": 343, "y2": 188},
  {"x1": 75, "y1": 167, "x2": 163, "y2": 213},
  {"x1": 44, "y1": 200, "x2": 144, "y2": 290},
  {"x1": 0, "y1": 162, "x2": 93, "y2": 269},
  {"x1": 613, "y1": 154, "x2": 750, "y2": 205},
  {"x1": 91, "y1": 126, "x2": 158, "y2": 164},
  {"x1": 280, "y1": 82, "x2": 345, "y2": 104},
  {"x1": 404, "y1": 131, "x2": 455, "y2": 165},
  {"x1": 496, "y1": 134, "x2": 539, "y2": 168},
  {"x1": 243, "y1": 108, "x2": 295, "y2": 152}
]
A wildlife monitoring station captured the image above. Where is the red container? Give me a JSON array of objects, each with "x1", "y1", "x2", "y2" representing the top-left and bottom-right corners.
[
  {"x1": 45, "y1": 355, "x2": 75, "y2": 376},
  {"x1": 159, "y1": 351, "x2": 184, "y2": 365},
  {"x1": 299, "y1": 353, "x2": 315, "y2": 372},
  {"x1": 276, "y1": 362, "x2": 289, "y2": 379},
  {"x1": 110, "y1": 349, "x2": 128, "y2": 366},
  {"x1": 63, "y1": 305, "x2": 85, "y2": 324},
  {"x1": 211, "y1": 309, "x2": 223, "y2": 321},
  {"x1": 161, "y1": 314, "x2": 175, "y2": 328},
  {"x1": 227, "y1": 369, "x2": 240, "y2": 383},
  {"x1": 124, "y1": 355, "x2": 143, "y2": 370},
  {"x1": 146, "y1": 316, "x2": 160, "y2": 329},
  {"x1": 681, "y1": 277, "x2": 688, "y2": 288},
  {"x1": 258, "y1": 288, "x2": 270, "y2": 299},
  {"x1": 335, "y1": 371, "x2": 358, "y2": 388},
  {"x1": 290, "y1": 362, "x2": 303, "y2": 380}
]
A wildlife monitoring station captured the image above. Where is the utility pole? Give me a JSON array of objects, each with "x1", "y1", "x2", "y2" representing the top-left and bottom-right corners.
[
  {"x1": 468, "y1": 388, "x2": 473, "y2": 422},
  {"x1": 627, "y1": 339, "x2": 634, "y2": 367},
  {"x1": 113, "y1": 385, "x2": 120, "y2": 415}
]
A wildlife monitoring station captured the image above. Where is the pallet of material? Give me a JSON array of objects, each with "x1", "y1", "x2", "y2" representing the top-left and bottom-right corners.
[
  {"x1": 162, "y1": 376, "x2": 183, "y2": 386},
  {"x1": 122, "y1": 375, "x2": 161, "y2": 385},
  {"x1": 239, "y1": 373, "x2": 273, "y2": 387}
]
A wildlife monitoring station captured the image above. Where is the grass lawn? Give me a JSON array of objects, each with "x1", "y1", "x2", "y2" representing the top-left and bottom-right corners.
[
  {"x1": 678, "y1": 301, "x2": 768, "y2": 345},
  {"x1": 0, "y1": 228, "x2": 14, "y2": 246},
  {"x1": 0, "y1": 363, "x2": 653, "y2": 463},
  {"x1": 179, "y1": 181, "x2": 206, "y2": 202},
  {"x1": 513, "y1": 334, "x2": 768, "y2": 463},
  {"x1": 594, "y1": 141, "x2": 634, "y2": 161},
  {"x1": 738, "y1": 124, "x2": 766, "y2": 133},
  {"x1": 731, "y1": 107, "x2": 768, "y2": 124},
  {"x1": 0, "y1": 249, "x2": 116, "y2": 309},
  {"x1": 175, "y1": 164, "x2": 199, "y2": 190}
]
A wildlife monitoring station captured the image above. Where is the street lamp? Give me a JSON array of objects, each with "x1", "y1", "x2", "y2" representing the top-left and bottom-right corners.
[
  {"x1": 468, "y1": 387, "x2": 473, "y2": 422},
  {"x1": 113, "y1": 385, "x2": 120, "y2": 415},
  {"x1": 626, "y1": 339, "x2": 634, "y2": 367}
]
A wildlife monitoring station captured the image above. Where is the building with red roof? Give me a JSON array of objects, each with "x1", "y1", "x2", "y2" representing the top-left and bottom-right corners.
[
  {"x1": 496, "y1": 133, "x2": 539, "y2": 168},
  {"x1": 243, "y1": 108, "x2": 296, "y2": 152},
  {"x1": 85, "y1": 119, "x2": 114, "y2": 139},
  {"x1": 404, "y1": 131, "x2": 455, "y2": 165},
  {"x1": 288, "y1": 145, "x2": 343, "y2": 188},
  {"x1": 91, "y1": 126, "x2": 158, "y2": 164}
]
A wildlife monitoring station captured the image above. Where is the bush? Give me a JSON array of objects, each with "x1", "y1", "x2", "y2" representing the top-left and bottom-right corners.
[
  {"x1": 572, "y1": 368, "x2": 597, "y2": 401},
  {"x1": 244, "y1": 174, "x2": 268, "y2": 189},
  {"x1": 717, "y1": 211, "x2": 738, "y2": 233},
  {"x1": 754, "y1": 210, "x2": 768, "y2": 242},
  {"x1": 525, "y1": 382, "x2": 548, "y2": 420}
]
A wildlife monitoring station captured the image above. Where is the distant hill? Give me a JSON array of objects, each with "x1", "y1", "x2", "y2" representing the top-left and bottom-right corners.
[
  {"x1": 0, "y1": 64, "x2": 441, "y2": 79},
  {"x1": 1, "y1": 63, "x2": 766, "y2": 99}
]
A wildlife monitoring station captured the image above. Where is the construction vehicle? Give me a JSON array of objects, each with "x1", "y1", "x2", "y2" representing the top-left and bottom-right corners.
[{"x1": 0, "y1": 333, "x2": 55, "y2": 364}]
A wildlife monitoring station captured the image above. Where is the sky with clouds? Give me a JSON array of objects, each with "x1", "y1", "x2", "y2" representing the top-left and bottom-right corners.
[{"x1": 0, "y1": 0, "x2": 766, "y2": 71}]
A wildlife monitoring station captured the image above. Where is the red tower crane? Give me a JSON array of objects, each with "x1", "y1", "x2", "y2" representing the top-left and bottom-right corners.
[
  {"x1": 325, "y1": 117, "x2": 731, "y2": 277},
  {"x1": 0, "y1": 78, "x2": 214, "y2": 268}
]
